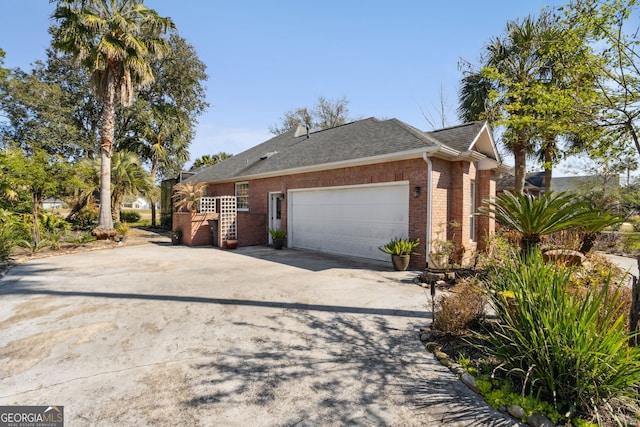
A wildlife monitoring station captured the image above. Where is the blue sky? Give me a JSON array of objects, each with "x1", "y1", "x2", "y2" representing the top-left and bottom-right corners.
[{"x1": 0, "y1": 1, "x2": 568, "y2": 168}]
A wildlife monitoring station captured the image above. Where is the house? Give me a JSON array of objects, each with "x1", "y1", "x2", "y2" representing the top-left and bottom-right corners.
[
  {"x1": 177, "y1": 117, "x2": 507, "y2": 269},
  {"x1": 121, "y1": 197, "x2": 151, "y2": 210},
  {"x1": 497, "y1": 172, "x2": 620, "y2": 196},
  {"x1": 41, "y1": 197, "x2": 65, "y2": 209}
]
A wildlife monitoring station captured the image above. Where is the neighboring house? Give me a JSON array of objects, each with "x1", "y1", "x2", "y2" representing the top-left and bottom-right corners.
[
  {"x1": 41, "y1": 197, "x2": 65, "y2": 209},
  {"x1": 497, "y1": 172, "x2": 620, "y2": 196},
  {"x1": 121, "y1": 197, "x2": 151, "y2": 210},
  {"x1": 178, "y1": 117, "x2": 507, "y2": 269}
]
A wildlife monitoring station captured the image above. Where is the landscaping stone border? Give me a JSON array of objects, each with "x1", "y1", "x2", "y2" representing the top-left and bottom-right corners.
[{"x1": 419, "y1": 330, "x2": 555, "y2": 427}]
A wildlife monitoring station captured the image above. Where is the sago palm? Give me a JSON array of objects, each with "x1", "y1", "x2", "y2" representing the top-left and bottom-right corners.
[
  {"x1": 51, "y1": 0, "x2": 174, "y2": 238},
  {"x1": 479, "y1": 191, "x2": 592, "y2": 253}
]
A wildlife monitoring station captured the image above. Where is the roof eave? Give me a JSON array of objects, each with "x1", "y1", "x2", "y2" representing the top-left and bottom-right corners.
[{"x1": 203, "y1": 146, "x2": 452, "y2": 184}]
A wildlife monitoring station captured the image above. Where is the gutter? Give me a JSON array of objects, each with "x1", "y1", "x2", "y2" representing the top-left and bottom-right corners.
[{"x1": 423, "y1": 152, "x2": 434, "y2": 268}]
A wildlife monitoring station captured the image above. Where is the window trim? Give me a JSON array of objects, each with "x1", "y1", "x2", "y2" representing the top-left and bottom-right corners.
[
  {"x1": 469, "y1": 180, "x2": 476, "y2": 242},
  {"x1": 235, "y1": 181, "x2": 249, "y2": 211}
]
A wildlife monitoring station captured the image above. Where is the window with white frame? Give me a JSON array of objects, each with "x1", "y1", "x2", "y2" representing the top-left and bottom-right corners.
[
  {"x1": 470, "y1": 180, "x2": 476, "y2": 242},
  {"x1": 235, "y1": 182, "x2": 249, "y2": 210}
]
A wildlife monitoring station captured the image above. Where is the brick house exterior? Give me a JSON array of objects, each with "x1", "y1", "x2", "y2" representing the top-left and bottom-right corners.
[{"x1": 178, "y1": 118, "x2": 506, "y2": 270}]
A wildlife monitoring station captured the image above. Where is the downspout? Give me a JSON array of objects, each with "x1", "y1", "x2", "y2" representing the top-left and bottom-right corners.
[{"x1": 423, "y1": 152, "x2": 433, "y2": 268}]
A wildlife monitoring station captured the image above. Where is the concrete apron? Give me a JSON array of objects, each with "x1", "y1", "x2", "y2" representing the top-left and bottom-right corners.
[{"x1": 0, "y1": 244, "x2": 514, "y2": 426}]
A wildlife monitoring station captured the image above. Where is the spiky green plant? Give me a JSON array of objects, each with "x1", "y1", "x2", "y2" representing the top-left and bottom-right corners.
[
  {"x1": 479, "y1": 191, "x2": 603, "y2": 254},
  {"x1": 481, "y1": 249, "x2": 640, "y2": 421},
  {"x1": 378, "y1": 237, "x2": 420, "y2": 255}
]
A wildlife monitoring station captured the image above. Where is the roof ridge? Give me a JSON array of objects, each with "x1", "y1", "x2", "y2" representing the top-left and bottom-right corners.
[
  {"x1": 428, "y1": 121, "x2": 485, "y2": 133},
  {"x1": 386, "y1": 118, "x2": 442, "y2": 146},
  {"x1": 303, "y1": 117, "x2": 379, "y2": 136}
]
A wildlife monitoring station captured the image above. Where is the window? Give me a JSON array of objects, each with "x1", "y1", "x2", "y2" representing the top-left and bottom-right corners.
[
  {"x1": 469, "y1": 180, "x2": 476, "y2": 242},
  {"x1": 235, "y1": 182, "x2": 249, "y2": 210}
]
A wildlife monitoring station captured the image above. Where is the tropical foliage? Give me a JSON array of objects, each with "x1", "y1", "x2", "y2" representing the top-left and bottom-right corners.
[
  {"x1": 481, "y1": 249, "x2": 640, "y2": 424},
  {"x1": 172, "y1": 181, "x2": 206, "y2": 212},
  {"x1": 458, "y1": 12, "x2": 599, "y2": 192},
  {"x1": 51, "y1": 0, "x2": 174, "y2": 238},
  {"x1": 378, "y1": 237, "x2": 420, "y2": 256},
  {"x1": 478, "y1": 191, "x2": 622, "y2": 253},
  {"x1": 191, "y1": 152, "x2": 232, "y2": 169}
]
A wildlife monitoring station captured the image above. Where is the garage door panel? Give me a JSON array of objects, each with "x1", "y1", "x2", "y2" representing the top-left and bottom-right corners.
[{"x1": 290, "y1": 184, "x2": 409, "y2": 261}]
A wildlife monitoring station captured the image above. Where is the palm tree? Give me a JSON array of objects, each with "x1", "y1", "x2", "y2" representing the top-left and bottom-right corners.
[
  {"x1": 478, "y1": 191, "x2": 593, "y2": 254},
  {"x1": 106, "y1": 151, "x2": 153, "y2": 222},
  {"x1": 191, "y1": 152, "x2": 233, "y2": 169},
  {"x1": 120, "y1": 102, "x2": 190, "y2": 225},
  {"x1": 172, "y1": 181, "x2": 206, "y2": 212},
  {"x1": 51, "y1": 0, "x2": 174, "y2": 238},
  {"x1": 458, "y1": 14, "x2": 559, "y2": 193}
]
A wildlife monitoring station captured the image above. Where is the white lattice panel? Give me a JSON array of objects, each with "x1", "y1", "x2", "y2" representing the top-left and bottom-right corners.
[
  {"x1": 219, "y1": 196, "x2": 237, "y2": 241},
  {"x1": 199, "y1": 197, "x2": 217, "y2": 213}
]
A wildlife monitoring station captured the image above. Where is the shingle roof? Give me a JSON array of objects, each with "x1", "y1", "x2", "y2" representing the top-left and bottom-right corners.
[
  {"x1": 426, "y1": 121, "x2": 486, "y2": 152},
  {"x1": 187, "y1": 117, "x2": 493, "y2": 183}
]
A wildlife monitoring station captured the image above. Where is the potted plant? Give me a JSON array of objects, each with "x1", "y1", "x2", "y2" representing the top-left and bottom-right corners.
[
  {"x1": 172, "y1": 181, "x2": 207, "y2": 213},
  {"x1": 379, "y1": 237, "x2": 420, "y2": 271},
  {"x1": 171, "y1": 227, "x2": 182, "y2": 245},
  {"x1": 429, "y1": 221, "x2": 456, "y2": 269},
  {"x1": 429, "y1": 239, "x2": 455, "y2": 269},
  {"x1": 225, "y1": 238, "x2": 238, "y2": 249},
  {"x1": 269, "y1": 228, "x2": 287, "y2": 249}
]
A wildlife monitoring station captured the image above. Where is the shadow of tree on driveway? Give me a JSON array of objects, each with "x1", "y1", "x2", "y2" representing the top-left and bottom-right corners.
[{"x1": 183, "y1": 310, "x2": 515, "y2": 426}]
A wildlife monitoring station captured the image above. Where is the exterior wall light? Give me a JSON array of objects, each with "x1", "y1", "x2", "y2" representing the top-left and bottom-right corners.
[{"x1": 414, "y1": 186, "x2": 421, "y2": 198}]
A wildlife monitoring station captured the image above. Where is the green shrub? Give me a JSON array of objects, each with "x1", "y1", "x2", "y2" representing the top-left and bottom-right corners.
[
  {"x1": 68, "y1": 204, "x2": 99, "y2": 229},
  {"x1": 481, "y1": 249, "x2": 640, "y2": 421},
  {"x1": 17, "y1": 238, "x2": 50, "y2": 255},
  {"x1": 120, "y1": 210, "x2": 141, "y2": 223},
  {"x1": 40, "y1": 213, "x2": 71, "y2": 233},
  {"x1": 475, "y1": 376, "x2": 562, "y2": 423},
  {"x1": 0, "y1": 210, "x2": 27, "y2": 262},
  {"x1": 378, "y1": 237, "x2": 420, "y2": 255},
  {"x1": 114, "y1": 221, "x2": 129, "y2": 236},
  {"x1": 66, "y1": 231, "x2": 96, "y2": 244},
  {"x1": 0, "y1": 223, "x2": 21, "y2": 262}
]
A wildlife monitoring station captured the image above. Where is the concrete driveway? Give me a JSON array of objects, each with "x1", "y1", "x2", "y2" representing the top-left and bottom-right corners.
[{"x1": 0, "y1": 237, "x2": 514, "y2": 426}]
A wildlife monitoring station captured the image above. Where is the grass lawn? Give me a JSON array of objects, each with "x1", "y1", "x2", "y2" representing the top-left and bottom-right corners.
[{"x1": 44, "y1": 208, "x2": 156, "y2": 227}]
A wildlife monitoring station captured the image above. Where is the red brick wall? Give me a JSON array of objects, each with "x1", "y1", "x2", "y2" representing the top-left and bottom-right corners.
[
  {"x1": 173, "y1": 212, "x2": 218, "y2": 246},
  {"x1": 476, "y1": 169, "x2": 496, "y2": 251},
  {"x1": 198, "y1": 157, "x2": 497, "y2": 269}
]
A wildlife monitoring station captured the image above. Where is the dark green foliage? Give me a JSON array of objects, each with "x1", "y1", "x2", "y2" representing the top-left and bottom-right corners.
[
  {"x1": 120, "y1": 211, "x2": 141, "y2": 223},
  {"x1": 378, "y1": 237, "x2": 420, "y2": 255},
  {"x1": 67, "y1": 204, "x2": 98, "y2": 229},
  {"x1": 478, "y1": 191, "x2": 622, "y2": 254},
  {"x1": 0, "y1": 209, "x2": 23, "y2": 262},
  {"x1": 481, "y1": 249, "x2": 640, "y2": 421}
]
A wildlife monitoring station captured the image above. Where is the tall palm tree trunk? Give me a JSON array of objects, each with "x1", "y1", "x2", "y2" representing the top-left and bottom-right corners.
[
  {"x1": 513, "y1": 130, "x2": 528, "y2": 193},
  {"x1": 543, "y1": 136, "x2": 554, "y2": 192},
  {"x1": 95, "y1": 72, "x2": 117, "y2": 239},
  {"x1": 150, "y1": 159, "x2": 158, "y2": 227},
  {"x1": 32, "y1": 192, "x2": 41, "y2": 245}
]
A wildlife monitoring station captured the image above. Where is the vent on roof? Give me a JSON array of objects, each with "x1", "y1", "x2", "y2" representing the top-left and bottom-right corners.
[
  {"x1": 294, "y1": 124, "x2": 309, "y2": 138},
  {"x1": 260, "y1": 151, "x2": 278, "y2": 160}
]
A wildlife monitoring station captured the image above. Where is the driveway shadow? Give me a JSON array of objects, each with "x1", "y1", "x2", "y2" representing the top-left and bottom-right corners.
[
  {"x1": 183, "y1": 310, "x2": 514, "y2": 426},
  {"x1": 213, "y1": 245, "x2": 414, "y2": 273}
]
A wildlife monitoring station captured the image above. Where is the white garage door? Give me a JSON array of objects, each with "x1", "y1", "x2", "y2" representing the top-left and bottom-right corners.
[{"x1": 289, "y1": 182, "x2": 409, "y2": 261}]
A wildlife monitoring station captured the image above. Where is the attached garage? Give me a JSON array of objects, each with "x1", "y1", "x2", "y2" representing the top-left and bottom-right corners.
[{"x1": 288, "y1": 182, "x2": 410, "y2": 261}]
